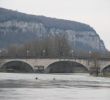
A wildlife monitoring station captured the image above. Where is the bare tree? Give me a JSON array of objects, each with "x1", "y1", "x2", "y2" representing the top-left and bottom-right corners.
[{"x1": 90, "y1": 52, "x2": 100, "y2": 76}]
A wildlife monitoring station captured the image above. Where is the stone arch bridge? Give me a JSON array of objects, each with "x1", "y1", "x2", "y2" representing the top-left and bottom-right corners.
[{"x1": 0, "y1": 58, "x2": 110, "y2": 74}]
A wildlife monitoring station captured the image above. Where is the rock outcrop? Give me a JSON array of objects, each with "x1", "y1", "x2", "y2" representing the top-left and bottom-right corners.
[{"x1": 0, "y1": 8, "x2": 106, "y2": 53}]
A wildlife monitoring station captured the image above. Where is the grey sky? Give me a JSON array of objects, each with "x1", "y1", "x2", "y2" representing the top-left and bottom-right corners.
[{"x1": 0, "y1": 0, "x2": 110, "y2": 50}]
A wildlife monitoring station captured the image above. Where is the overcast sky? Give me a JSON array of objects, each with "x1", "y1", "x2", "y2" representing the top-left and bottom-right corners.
[{"x1": 0, "y1": 0, "x2": 110, "y2": 50}]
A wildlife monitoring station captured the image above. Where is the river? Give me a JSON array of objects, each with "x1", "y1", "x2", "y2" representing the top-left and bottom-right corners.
[{"x1": 0, "y1": 73, "x2": 110, "y2": 100}]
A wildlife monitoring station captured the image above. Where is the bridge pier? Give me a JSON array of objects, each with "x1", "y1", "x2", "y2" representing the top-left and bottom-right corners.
[{"x1": 89, "y1": 66, "x2": 100, "y2": 76}]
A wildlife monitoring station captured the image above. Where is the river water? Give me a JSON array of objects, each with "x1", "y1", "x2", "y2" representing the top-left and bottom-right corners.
[{"x1": 0, "y1": 73, "x2": 110, "y2": 100}]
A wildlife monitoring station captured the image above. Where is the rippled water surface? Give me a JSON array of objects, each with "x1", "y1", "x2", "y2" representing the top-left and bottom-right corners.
[{"x1": 0, "y1": 73, "x2": 110, "y2": 100}]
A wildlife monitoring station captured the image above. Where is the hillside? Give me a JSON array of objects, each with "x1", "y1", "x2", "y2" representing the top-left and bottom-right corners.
[{"x1": 0, "y1": 8, "x2": 107, "y2": 55}]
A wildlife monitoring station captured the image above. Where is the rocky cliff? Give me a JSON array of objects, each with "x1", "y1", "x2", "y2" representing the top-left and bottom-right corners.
[{"x1": 0, "y1": 8, "x2": 106, "y2": 53}]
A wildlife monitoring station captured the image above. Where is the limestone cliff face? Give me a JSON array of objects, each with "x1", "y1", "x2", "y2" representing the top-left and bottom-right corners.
[
  {"x1": 0, "y1": 8, "x2": 106, "y2": 52},
  {"x1": 66, "y1": 30, "x2": 106, "y2": 52}
]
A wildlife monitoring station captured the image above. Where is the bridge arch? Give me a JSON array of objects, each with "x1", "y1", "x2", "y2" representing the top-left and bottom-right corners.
[
  {"x1": 45, "y1": 61, "x2": 89, "y2": 73},
  {"x1": 102, "y1": 65, "x2": 110, "y2": 76},
  {"x1": 1, "y1": 60, "x2": 34, "y2": 73}
]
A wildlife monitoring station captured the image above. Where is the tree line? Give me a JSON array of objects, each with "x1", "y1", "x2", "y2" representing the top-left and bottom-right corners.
[
  {"x1": 2, "y1": 33, "x2": 72, "y2": 58},
  {"x1": 0, "y1": 32, "x2": 109, "y2": 59}
]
